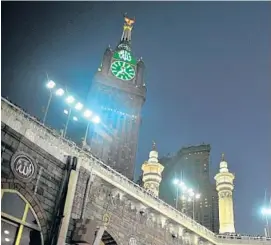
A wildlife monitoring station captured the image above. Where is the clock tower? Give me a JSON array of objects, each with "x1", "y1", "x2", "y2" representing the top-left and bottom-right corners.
[{"x1": 87, "y1": 15, "x2": 146, "y2": 180}]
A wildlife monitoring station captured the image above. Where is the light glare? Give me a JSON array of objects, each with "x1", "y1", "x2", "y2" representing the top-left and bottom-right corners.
[
  {"x1": 73, "y1": 116, "x2": 78, "y2": 121},
  {"x1": 83, "y1": 110, "x2": 92, "y2": 118},
  {"x1": 66, "y1": 96, "x2": 75, "y2": 104},
  {"x1": 55, "y1": 88, "x2": 64, "y2": 96},
  {"x1": 173, "y1": 179, "x2": 179, "y2": 185},
  {"x1": 64, "y1": 109, "x2": 69, "y2": 115},
  {"x1": 195, "y1": 193, "x2": 201, "y2": 199},
  {"x1": 46, "y1": 80, "x2": 56, "y2": 89},
  {"x1": 189, "y1": 191, "x2": 195, "y2": 197},
  {"x1": 75, "y1": 102, "x2": 83, "y2": 110},
  {"x1": 261, "y1": 207, "x2": 271, "y2": 216},
  {"x1": 92, "y1": 115, "x2": 101, "y2": 124}
]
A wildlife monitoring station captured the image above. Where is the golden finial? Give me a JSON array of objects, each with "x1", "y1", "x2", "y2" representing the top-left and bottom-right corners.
[
  {"x1": 221, "y1": 153, "x2": 225, "y2": 161},
  {"x1": 152, "y1": 141, "x2": 156, "y2": 151}
]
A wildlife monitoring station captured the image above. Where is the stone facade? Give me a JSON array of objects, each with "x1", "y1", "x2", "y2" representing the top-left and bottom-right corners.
[
  {"x1": 1, "y1": 120, "x2": 66, "y2": 243},
  {"x1": 1, "y1": 98, "x2": 271, "y2": 245}
]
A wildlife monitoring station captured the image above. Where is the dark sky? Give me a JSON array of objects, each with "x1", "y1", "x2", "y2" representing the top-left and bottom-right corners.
[{"x1": 2, "y1": 1, "x2": 270, "y2": 235}]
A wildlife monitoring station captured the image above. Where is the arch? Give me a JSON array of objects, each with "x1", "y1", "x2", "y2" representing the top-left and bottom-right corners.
[
  {"x1": 1, "y1": 188, "x2": 44, "y2": 244},
  {"x1": 1, "y1": 179, "x2": 49, "y2": 240},
  {"x1": 102, "y1": 230, "x2": 119, "y2": 245}
]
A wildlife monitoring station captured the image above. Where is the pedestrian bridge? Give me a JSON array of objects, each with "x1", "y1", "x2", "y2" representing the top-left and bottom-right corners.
[{"x1": 1, "y1": 98, "x2": 270, "y2": 245}]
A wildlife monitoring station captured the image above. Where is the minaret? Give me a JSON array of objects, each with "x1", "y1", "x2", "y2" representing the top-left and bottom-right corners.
[
  {"x1": 141, "y1": 142, "x2": 164, "y2": 197},
  {"x1": 214, "y1": 153, "x2": 235, "y2": 234}
]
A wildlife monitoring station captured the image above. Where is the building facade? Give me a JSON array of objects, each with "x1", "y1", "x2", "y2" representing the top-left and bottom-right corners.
[
  {"x1": 159, "y1": 144, "x2": 219, "y2": 233},
  {"x1": 86, "y1": 15, "x2": 146, "y2": 180},
  {"x1": 2, "y1": 98, "x2": 271, "y2": 245}
]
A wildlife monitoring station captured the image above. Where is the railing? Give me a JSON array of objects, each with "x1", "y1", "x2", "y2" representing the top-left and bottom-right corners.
[
  {"x1": 216, "y1": 235, "x2": 271, "y2": 244},
  {"x1": 2, "y1": 97, "x2": 271, "y2": 245}
]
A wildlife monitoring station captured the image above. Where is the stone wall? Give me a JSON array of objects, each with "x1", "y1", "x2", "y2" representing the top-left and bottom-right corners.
[{"x1": 1, "y1": 122, "x2": 66, "y2": 243}]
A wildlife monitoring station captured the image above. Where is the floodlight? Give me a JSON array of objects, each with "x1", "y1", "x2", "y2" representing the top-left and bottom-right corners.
[
  {"x1": 83, "y1": 110, "x2": 92, "y2": 118},
  {"x1": 173, "y1": 179, "x2": 179, "y2": 185},
  {"x1": 55, "y1": 88, "x2": 64, "y2": 96},
  {"x1": 195, "y1": 194, "x2": 201, "y2": 199},
  {"x1": 92, "y1": 115, "x2": 101, "y2": 124},
  {"x1": 64, "y1": 109, "x2": 69, "y2": 115},
  {"x1": 189, "y1": 191, "x2": 195, "y2": 197},
  {"x1": 261, "y1": 207, "x2": 271, "y2": 216},
  {"x1": 75, "y1": 102, "x2": 83, "y2": 110},
  {"x1": 46, "y1": 80, "x2": 55, "y2": 89},
  {"x1": 66, "y1": 96, "x2": 75, "y2": 104},
  {"x1": 73, "y1": 116, "x2": 78, "y2": 121}
]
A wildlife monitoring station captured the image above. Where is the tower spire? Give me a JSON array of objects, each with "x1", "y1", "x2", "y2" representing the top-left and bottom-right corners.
[
  {"x1": 221, "y1": 153, "x2": 225, "y2": 161},
  {"x1": 120, "y1": 14, "x2": 135, "y2": 43}
]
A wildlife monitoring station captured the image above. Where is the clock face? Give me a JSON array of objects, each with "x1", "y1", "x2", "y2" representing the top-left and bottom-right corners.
[{"x1": 111, "y1": 61, "x2": 135, "y2": 81}]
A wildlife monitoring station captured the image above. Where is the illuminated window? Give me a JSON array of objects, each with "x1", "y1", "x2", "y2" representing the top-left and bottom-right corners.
[{"x1": 1, "y1": 189, "x2": 43, "y2": 245}]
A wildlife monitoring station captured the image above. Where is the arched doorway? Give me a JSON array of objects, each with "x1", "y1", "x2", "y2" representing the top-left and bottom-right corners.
[
  {"x1": 101, "y1": 230, "x2": 118, "y2": 245},
  {"x1": 1, "y1": 189, "x2": 43, "y2": 245}
]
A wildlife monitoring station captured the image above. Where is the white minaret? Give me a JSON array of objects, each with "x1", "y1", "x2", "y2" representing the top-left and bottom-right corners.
[
  {"x1": 141, "y1": 142, "x2": 164, "y2": 197},
  {"x1": 214, "y1": 153, "x2": 235, "y2": 234}
]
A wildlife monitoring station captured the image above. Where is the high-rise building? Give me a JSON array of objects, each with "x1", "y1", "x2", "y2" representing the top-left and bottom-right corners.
[
  {"x1": 86, "y1": 15, "x2": 146, "y2": 180},
  {"x1": 159, "y1": 144, "x2": 219, "y2": 233}
]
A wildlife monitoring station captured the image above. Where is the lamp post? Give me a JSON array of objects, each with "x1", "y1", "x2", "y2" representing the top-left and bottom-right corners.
[
  {"x1": 261, "y1": 207, "x2": 271, "y2": 237},
  {"x1": 82, "y1": 114, "x2": 101, "y2": 146},
  {"x1": 187, "y1": 192, "x2": 201, "y2": 220},
  {"x1": 173, "y1": 178, "x2": 200, "y2": 220},
  {"x1": 43, "y1": 79, "x2": 65, "y2": 124},
  {"x1": 43, "y1": 80, "x2": 56, "y2": 124}
]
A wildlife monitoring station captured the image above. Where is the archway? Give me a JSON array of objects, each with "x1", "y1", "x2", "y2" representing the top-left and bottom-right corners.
[
  {"x1": 101, "y1": 230, "x2": 118, "y2": 245},
  {"x1": 1, "y1": 189, "x2": 43, "y2": 245}
]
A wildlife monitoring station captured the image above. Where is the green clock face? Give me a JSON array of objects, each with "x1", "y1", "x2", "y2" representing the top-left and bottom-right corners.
[{"x1": 111, "y1": 61, "x2": 135, "y2": 81}]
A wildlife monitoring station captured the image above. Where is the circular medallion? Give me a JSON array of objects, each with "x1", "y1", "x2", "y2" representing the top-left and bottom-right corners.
[
  {"x1": 10, "y1": 152, "x2": 37, "y2": 182},
  {"x1": 102, "y1": 213, "x2": 111, "y2": 225}
]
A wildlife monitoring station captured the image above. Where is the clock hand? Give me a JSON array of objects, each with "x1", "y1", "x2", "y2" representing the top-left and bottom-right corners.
[{"x1": 116, "y1": 69, "x2": 124, "y2": 76}]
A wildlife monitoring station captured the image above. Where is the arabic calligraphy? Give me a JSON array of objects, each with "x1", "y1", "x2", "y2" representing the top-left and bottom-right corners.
[{"x1": 11, "y1": 152, "x2": 37, "y2": 182}]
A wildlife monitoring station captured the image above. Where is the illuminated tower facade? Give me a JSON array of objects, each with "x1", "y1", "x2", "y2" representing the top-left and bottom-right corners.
[
  {"x1": 141, "y1": 142, "x2": 164, "y2": 197},
  {"x1": 87, "y1": 15, "x2": 146, "y2": 180},
  {"x1": 214, "y1": 153, "x2": 235, "y2": 234}
]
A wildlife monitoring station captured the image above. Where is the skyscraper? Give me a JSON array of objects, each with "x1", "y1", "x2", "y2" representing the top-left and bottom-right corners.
[
  {"x1": 86, "y1": 15, "x2": 146, "y2": 180},
  {"x1": 159, "y1": 144, "x2": 219, "y2": 233}
]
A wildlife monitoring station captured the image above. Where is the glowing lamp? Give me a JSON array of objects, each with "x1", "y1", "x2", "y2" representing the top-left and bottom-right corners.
[
  {"x1": 92, "y1": 115, "x2": 101, "y2": 124},
  {"x1": 83, "y1": 110, "x2": 92, "y2": 118},
  {"x1": 66, "y1": 96, "x2": 75, "y2": 104},
  {"x1": 55, "y1": 88, "x2": 64, "y2": 96},
  {"x1": 46, "y1": 80, "x2": 56, "y2": 89}
]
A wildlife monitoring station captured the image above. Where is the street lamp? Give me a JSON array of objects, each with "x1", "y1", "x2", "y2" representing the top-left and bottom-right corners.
[
  {"x1": 82, "y1": 114, "x2": 101, "y2": 147},
  {"x1": 43, "y1": 80, "x2": 65, "y2": 124},
  {"x1": 261, "y1": 207, "x2": 271, "y2": 237},
  {"x1": 173, "y1": 178, "x2": 200, "y2": 220},
  {"x1": 43, "y1": 80, "x2": 55, "y2": 124}
]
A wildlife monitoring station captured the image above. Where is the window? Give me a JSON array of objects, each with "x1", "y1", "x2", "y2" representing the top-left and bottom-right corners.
[{"x1": 1, "y1": 189, "x2": 43, "y2": 245}]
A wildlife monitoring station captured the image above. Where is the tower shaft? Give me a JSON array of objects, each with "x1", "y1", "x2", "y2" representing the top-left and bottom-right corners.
[
  {"x1": 214, "y1": 154, "x2": 235, "y2": 234},
  {"x1": 141, "y1": 142, "x2": 164, "y2": 197}
]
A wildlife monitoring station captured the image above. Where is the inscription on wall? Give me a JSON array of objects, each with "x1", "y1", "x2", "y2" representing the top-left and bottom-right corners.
[{"x1": 10, "y1": 151, "x2": 37, "y2": 182}]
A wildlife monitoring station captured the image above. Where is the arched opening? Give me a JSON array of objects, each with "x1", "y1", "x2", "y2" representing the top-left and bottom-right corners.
[
  {"x1": 1, "y1": 189, "x2": 43, "y2": 245},
  {"x1": 101, "y1": 230, "x2": 118, "y2": 245}
]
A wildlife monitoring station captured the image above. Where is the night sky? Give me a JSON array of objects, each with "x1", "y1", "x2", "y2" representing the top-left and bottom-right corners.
[{"x1": 2, "y1": 2, "x2": 270, "y2": 235}]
